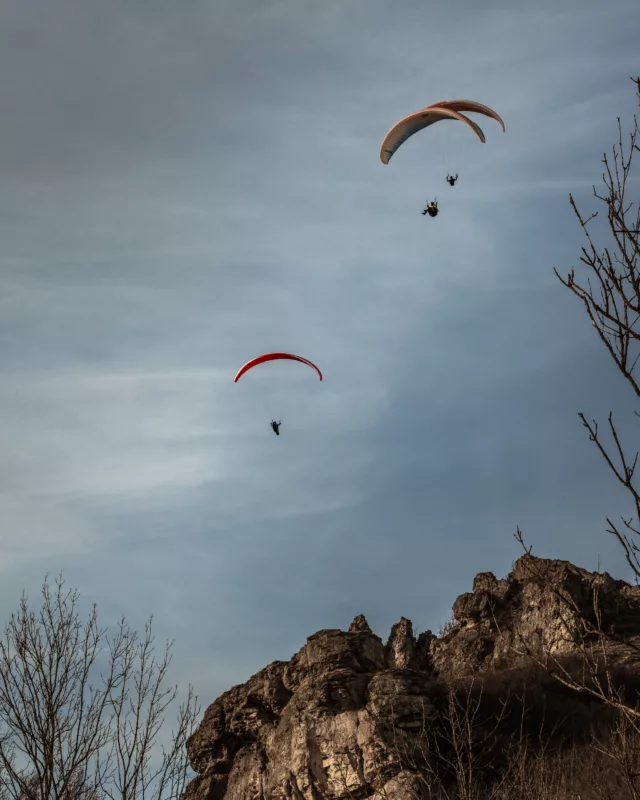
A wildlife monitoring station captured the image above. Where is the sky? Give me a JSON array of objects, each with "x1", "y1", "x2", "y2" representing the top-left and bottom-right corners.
[{"x1": 1, "y1": 0, "x2": 640, "y2": 761}]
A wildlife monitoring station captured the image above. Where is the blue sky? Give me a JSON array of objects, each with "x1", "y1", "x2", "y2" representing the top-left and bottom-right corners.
[{"x1": 1, "y1": 0, "x2": 639, "y2": 730}]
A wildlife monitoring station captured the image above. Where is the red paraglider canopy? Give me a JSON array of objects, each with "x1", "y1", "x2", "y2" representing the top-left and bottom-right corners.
[{"x1": 234, "y1": 352, "x2": 323, "y2": 382}]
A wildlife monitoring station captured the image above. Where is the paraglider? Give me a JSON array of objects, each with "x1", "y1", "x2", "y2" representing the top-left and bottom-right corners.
[
  {"x1": 234, "y1": 353, "x2": 322, "y2": 436},
  {"x1": 422, "y1": 200, "x2": 438, "y2": 217},
  {"x1": 379, "y1": 99, "x2": 504, "y2": 165},
  {"x1": 446, "y1": 173, "x2": 458, "y2": 186}
]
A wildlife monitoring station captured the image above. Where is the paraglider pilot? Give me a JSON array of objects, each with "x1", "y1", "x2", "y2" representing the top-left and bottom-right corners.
[
  {"x1": 446, "y1": 173, "x2": 458, "y2": 186},
  {"x1": 422, "y1": 200, "x2": 439, "y2": 217},
  {"x1": 271, "y1": 420, "x2": 282, "y2": 435}
]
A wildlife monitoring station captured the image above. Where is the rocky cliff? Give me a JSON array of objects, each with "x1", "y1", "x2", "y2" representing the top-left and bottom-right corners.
[{"x1": 183, "y1": 555, "x2": 640, "y2": 800}]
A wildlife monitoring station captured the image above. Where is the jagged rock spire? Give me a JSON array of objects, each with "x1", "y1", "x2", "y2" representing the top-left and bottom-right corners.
[{"x1": 348, "y1": 614, "x2": 372, "y2": 633}]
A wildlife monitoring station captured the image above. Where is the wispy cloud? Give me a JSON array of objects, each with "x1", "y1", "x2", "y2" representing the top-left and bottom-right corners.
[{"x1": 0, "y1": 0, "x2": 638, "y2": 710}]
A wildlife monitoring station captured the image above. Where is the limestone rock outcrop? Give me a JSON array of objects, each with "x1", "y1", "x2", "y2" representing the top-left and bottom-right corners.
[{"x1": 183, "y1": 555, "x2": 640, "y2": 800}]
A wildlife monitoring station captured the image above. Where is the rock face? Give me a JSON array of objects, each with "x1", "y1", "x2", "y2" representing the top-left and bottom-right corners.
[
  {"x1": 183, "y1": 556, "x2": 640, "y2": 800},
  {"x1": 432, "y1": 555, "x2": 640, "y2": 677}
]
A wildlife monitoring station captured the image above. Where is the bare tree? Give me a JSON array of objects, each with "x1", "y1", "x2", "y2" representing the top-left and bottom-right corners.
[
  {"x1": 553, "y1": 76, "x2": 640, "y2": 577},
  {"x1": 509, "y1": 73, "x2": 640, "y2": 689},
  {"x1": 512, "y1": 88, "x2": 640, "y2": 785},
  {"x1": 0, "y1": 767, "x2": 103, "y2": 800},
  {"x1": 592, "y1": 711, "x2": 640, "y2": 800},
  {"x1": 0, "y1": 575, "x2": 200, "y2": 800},
  {"x1": 437, "y1": 679, "x2": 509, "y2": 800}
]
